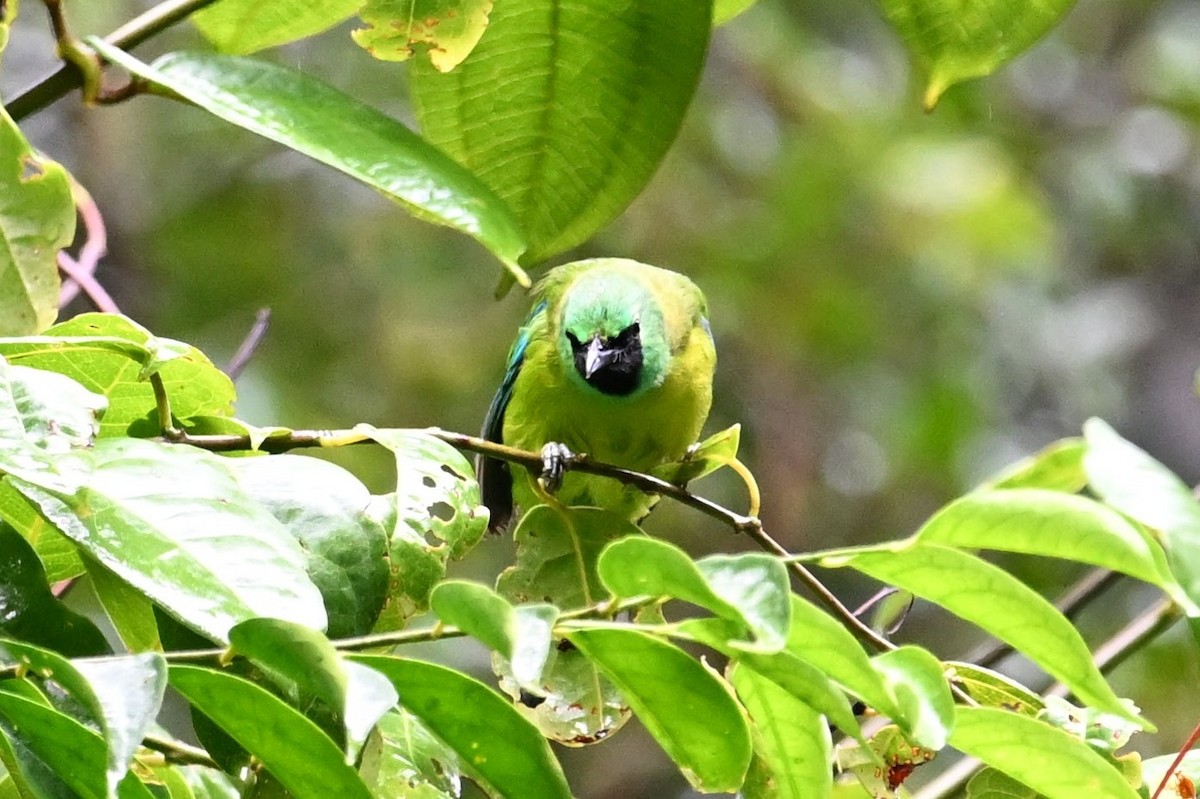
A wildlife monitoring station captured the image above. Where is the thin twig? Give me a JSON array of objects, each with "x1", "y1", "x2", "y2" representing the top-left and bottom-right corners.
[
  {"x1": 225, "y1": 308, "x2": 271, "y2": 380},
  {"x1": 1150, "y1": 719, "x2": 1200, "y2": 799},
  {"x1": 141, "y1": 733, "x2": 219, "y2": 768},
  {"x1": 9, "y1": 0, "x2": 224, "y2": 120},
  {"x1": 58, "y1": 178, "x2": 113, "y2": 310}
]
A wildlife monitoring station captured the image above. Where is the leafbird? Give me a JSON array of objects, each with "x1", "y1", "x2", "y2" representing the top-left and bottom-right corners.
[{"x1": 478, "y1": 258, "x2": 717, "y2": 531}]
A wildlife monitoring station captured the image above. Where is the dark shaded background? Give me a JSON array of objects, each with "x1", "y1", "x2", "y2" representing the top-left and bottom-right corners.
[{"x1": 6, "y1": 0, "x2": 1200, "y2": 795}]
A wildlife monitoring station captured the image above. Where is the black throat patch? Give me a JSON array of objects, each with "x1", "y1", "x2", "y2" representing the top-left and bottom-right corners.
[{"x1": 568, "y1": 324, "x2": 643, "y2": 396}]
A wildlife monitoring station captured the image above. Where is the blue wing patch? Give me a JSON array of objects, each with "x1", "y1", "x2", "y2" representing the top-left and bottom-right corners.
[{"x1": 478, "y1": 300, "x2": 547, "y2": 531}]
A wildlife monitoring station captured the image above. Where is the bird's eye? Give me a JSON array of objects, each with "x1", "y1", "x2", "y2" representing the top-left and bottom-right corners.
[{"x1": 616, "y1": 322, "x2": 640, "y2": 345}]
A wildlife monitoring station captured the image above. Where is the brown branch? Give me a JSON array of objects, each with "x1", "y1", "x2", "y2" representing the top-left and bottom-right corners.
[
  {"x1": 225, "y1": 308, "x2": 271, "y2": 380},
  {"x1": 58, "y1": 177, "x2": 119, "y2": 313}
]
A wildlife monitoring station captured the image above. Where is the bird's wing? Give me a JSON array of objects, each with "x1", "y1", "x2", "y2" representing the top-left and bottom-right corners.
[{"x1": 478, "y1": 299, "x2": 548, "y2": 531}]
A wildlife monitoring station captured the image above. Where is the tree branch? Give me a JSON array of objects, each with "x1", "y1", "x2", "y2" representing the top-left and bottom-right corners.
[{"x1": 8, "y1": 0, "x2": 223, "y2": 121}]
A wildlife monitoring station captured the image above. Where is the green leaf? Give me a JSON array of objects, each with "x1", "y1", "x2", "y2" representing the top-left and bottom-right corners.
[
  {"x1": 915, "y1": 488, "x2": 1174, "y2": 591},
  {"x1": 85, "y1": 560, "x2": 161, "y2": 653},
  {"x1": 0, "y1": 480, "x2": 83, "y2": 582},
  {"x1": 871, "y1": 646, "x2": 954, "y2": 751},
  {"x1": 829, "y1": 543, "x2": 1141, "y2": 725},
  {"x1": 950, "y1": 706, "x2": 1140, "y2": 799},
  {"x1": 835, "y1": 725, "x2": 936, "y2": 797},
  {"x1": 0, "y1": 692, "x2": 156, "y2": 799},
  {"x1": 651, "y1": 424, "x2": 742, "y2": 486},
  {"x1": 985, "y1": 438, "x2": 1085, "y2": 492},
  {"x1": 784, "y1": 596, "x2": 895, "y2": 718},
  {"x1": 496, "y1": 506, "x2": 637, "y2": 744},
  {"x1": 350, "y1": 656, "x2": 572, "y2": 799},
  {"x1": 1142, "y1": 751, "x2": 1200, "y2": 799},
  {"x1": 410, "y1": 0, "x2": 712, "y2": 268},
  {"x1": 88, "y1": 42, "x2": 527, "y2": 277},
  {"x1": 429, "y1": 580, "x2": 557, "y2": 687},
  {"x1": 228, "y1": 618, "x2": 398, "y2": 763},
  {"x1": 729, "y1": 663, "x2": 832, "y2": 799},
  {"x1": 1083, "y1": 418, "x2": 1200, "y2": 614},
  {"x1": 598, "y1": 536, "x2": 790, "y2": 652},
  {"x1": 359, "y1": 708, "x2": 462, "y2": 799},
  {"x1": 228, "y1": 455, "x2": 389, "y2": 638},
  {"x1": 943, "y1": 661, "x2": 1043, "y2": 716},
  {"x1": 0, "y1": 314, "x2": 235, "y2": 438},
  {"x1": 6, "y1": 365, "x2": 105, "y2": 453},
  {"x1": 714, "y1": 0, "x2": 758, "y2": 25},
  {"x1": 0, "y1": 0, "x2": 17, "y2": 57},
  {"x1": 876, "y1": 0, "x2": 1077, "y2": 110},
  {"x1": 352, "y1": 0, "x2": 492, "y2": 71},
  {"x1": 965, "y1": 768, "x2": 1038, "y2": 799},
  {"x1": 0, "y1": 640, "x2": 167, "y2": 797},
  {"x1": 169, "y1": 665, "x2": 373, "y2": 799},
  {"x1": 0, "y1": 107, "x2": 71, "y2": 335},
  {"x1": 568, "y1": 628, "x2": 752, "y2": 793},
  {"x1": 11, "y1": 438, "x2": 327, "y2": 643},
  {"x1": 0, "y1": 522, "x2": 108, "y2": 656},
  {"x1": 193, "y1": 0, "x2": 361, "y2": 54}
]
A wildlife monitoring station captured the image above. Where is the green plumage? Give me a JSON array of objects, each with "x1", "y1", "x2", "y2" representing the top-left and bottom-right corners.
[{"x1": 480, "y1": 258, "x2": 716, "y2": 530}]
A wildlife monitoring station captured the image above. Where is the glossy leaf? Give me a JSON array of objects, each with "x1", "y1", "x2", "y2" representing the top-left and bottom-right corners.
[
  {"x1": 359, "y1": 708, "x2": 462, "y2": 799},
  {"x1": 729, "y1": 663, "x2": 832, "y2": 799},
  {"x1": 497, "y1": 506, "x2": 637, "y2": 743},
  {"x1": 965, "y1": 768, "x2": 1037, "y2": 799},
  {"x1": 0, "y1": 480, "x2": 84, "y2": 581},
  {"x1": 944, "y1": 661, "x2": 1043, "y2": 717},
  {"x1": 877, "y1": 0, "x2": 1076, "y2": 110},
  {"x1": 950, "y1": 706, "x2": 1139, "y2": 799},
  {"x1": 0, "y1": 692, "x2": 155, "y2": 799},
  {"x1": 170, "y1": 665, "x2": 373, "y2": 799},
  {"x1": 0, "y1": 313, "x2": 235, "y2": 438},
  {"x1": 229, "y1": 455, "x2": 389, "y2": 638},
  {"x1": 89, "y1": 42, "x2": 527, "y2": 275},
  {"x1": 915, "y1": 488, "x2": 1172, "y2": 589},
  {"x1": 598, "y1": 536, "x2": 789, "y2": 652},
  {"x1": 7, "y1": 365, "x2": 105, "y2": 453},
  {"x1": 568, "y1": 628, "x2": 752, "y2": 793},
  {"x1": 831, "y1": 543, "x2": 1139, "y2": 724},
  {"x1": 193, "y1": 0, "x2": 361, "y2": 54},
  {"x1": 228, "y1": 618, "x2": 398, "y2": 762},
  {"x1": 353, "y1": 0, "x2": 492, "y2": 71},
  {"x1": 351, "y1": 656, "x2": 572, "y2": 799},
  {"x1": 0, "y1": 106, "x2": 70, "y2": 335},
  {"x1": 871, "y1": 646, "x2": 954, "y2": 751},
  {"x1": 1084, "y1": 418, "x2": 1200, "y2": 613},
  {"x1": 12, "y1": 438, "x2": 326, "y2": 643},
  {"x1": 986, "y1": 438, "x2": 1086, "y2": 492},
  {"x1": 0, "y1": 522, "x2": 108, "y2": 656},
  {"x1": 410, "y1": 0, "x2": 711, "y2": 268},
  {"x1": 0, "y1": 358, "x2": 92, "y2": 493},
  {"x1": 86, "y1": 560, "x2": 161, "y2": 653}
]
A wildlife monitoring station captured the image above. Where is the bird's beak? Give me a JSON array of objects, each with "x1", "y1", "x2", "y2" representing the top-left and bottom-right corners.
[{"x1": 584, "y1": 334, "x2": 618, "y2": 378}]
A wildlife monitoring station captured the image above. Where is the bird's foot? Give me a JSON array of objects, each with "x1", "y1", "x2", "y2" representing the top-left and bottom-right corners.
[{"x1": 538, "y1": 442, "x2": 573, "y2": 493}]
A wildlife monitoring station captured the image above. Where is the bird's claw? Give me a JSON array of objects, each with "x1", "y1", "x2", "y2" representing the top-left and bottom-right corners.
[{"x1": 539, "y1": 442, "x2": 573, "y2": 493}]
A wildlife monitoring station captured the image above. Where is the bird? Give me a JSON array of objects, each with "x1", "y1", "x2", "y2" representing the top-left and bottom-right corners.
[{"x1": 478, "y1": 258, "x2": 716, "y2": 531}]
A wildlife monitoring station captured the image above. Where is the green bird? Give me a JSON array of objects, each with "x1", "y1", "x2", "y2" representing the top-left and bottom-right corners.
[{"x1": 479, "y1": 258, "x2": 717, "y2": 531}]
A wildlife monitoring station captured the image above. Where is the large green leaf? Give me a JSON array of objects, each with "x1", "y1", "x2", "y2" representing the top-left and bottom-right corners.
[
  {"x1": 876, "y1": 0, "x2": 1077, "y2": 110},
  {"x1": 0, "y1": 314, "x2": 235, "y2": 438},
  {"x1": 568, "y1": 628, "x2": 752, "y2": 793},
  {"x1": 598, "y1": 536, "x2": 790, "y2": 652},
  {"x1": 89, "y1": 42, "x2": 527, "y2": 276},
  {"x1": 359, "y1": 708, "x2": 462, "y2": 799},
  {"x1": 830, "y1": 543, "x2": 1140, "y2": 724},
  {"x1": 228, "y1": 618, "x2": 398, "y2": 763},
  {"x1": 193, "y1": 0, "x2": 361, "y2": 54},
  {"x1": 11, "y1": 438, "x2": 326, "y2": 643},
  {"x1": 0, "y1": 640, "x2": 166, "y2": 797},
  {"x1": 0, "y1": 106, "x2": 70, "y2": 335},
  {"x1": 0, "y1": 692, "x2": 155, "y2": 799},
  {"x1": 1083, "y1": 418, "x2": 1200, "y2": 613},
  {"x1": 351, "y1": 656, "x2": 572, "y2": 799},
  {"x1": 915, "y1": 488, "x2": 1174, "y2": 591},
  {"x1": 729, "y1": 663, "x2": 832, "y2": 799},
  {"x1": 169, "y1": 666, "x2": 373, "y2": 799},
  {"x1": 0, "y1": 523, "x2": 108, "y2": 656},
  {"x1": 352, "y1": 0, "x2": 492, "y2": 72},
  {"x1": 229, "y1": 455, "x2": 390, "y2": 638},
  {"x1": 410, "y1": 0, "x2": 712, "y2": 269},
  {"x1": 950, "y1": 706, "x2": 1139, "y2": 799}
]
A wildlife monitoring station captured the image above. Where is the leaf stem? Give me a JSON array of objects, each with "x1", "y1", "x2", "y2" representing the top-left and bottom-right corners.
[
  {"x1": 141, "y1": 733, "x2": 219, "y2": 768},
  {"x1": 8, "y1": 0, "x2": 223, "y2": 120}
]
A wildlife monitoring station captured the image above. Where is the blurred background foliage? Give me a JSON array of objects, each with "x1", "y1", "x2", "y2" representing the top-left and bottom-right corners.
[{"x1": 7, "y1": 0, "x2": 1200, "y2": 795}]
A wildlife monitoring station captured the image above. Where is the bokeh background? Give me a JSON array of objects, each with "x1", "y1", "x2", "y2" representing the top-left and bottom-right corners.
[{"x1": 6, "y1": 0, "x2": 1200, "y2": 795}]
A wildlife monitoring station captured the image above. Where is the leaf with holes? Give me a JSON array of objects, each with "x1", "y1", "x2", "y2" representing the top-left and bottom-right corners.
[
  {"x1": 353, "y1": 0, "x2": 493, "y2": 72},
  {"x1": 944, "y1": 662, "x2": 1043, "y2": 717},
  {"x1": 193, "y1": 0, "x2": 362, "y2": 54},
  {"x1": 229, "y1": 455, "x2": 390, "y2": 638},
  {"x1": 0, "y1": 106, "x2": 70, "y2": 335},
  {"x1": 410, "y1": 0, "x2": 711, "y2": 273}
]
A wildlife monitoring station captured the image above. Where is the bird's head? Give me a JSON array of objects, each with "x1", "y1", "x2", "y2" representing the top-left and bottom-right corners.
[{"x1": 557, "y1": 272, "x2": 669, "y2": 397}]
